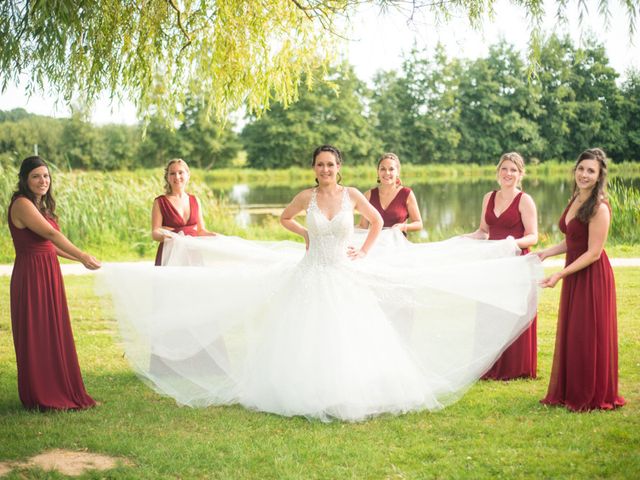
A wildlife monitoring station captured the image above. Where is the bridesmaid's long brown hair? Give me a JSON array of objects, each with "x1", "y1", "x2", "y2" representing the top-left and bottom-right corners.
[
  {"x1": 13, "y1": 156, "x2": 57, "y2": 219},
  {"x1": 572, "y1": 148, "x2": 609, "y2": 223}
]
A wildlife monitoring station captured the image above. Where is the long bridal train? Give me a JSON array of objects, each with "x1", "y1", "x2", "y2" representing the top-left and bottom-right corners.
[{"x1": 99, "y1": 225, "x2": 541, "y2": 422}]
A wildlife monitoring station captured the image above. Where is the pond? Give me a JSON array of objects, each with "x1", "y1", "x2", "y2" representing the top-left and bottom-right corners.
[{"x1": 212, "y1": 176, "x2": 639, "y2": 241}]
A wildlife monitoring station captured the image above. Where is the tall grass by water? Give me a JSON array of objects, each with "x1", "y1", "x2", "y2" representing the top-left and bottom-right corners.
[
  {"x1": 1, "y1": 162, "x2": 638, "y2": 263},
  {"x1": 609, "y1": 180, "x2": 640, "y2": 245},
  {"x1": 0, "y1": 165, "x2": 299, "y2": 262}
]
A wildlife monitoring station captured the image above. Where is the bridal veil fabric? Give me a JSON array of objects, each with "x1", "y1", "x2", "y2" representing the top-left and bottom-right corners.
[{"x1": 99, "y1": 189, "x2": 542, "y2": 422}]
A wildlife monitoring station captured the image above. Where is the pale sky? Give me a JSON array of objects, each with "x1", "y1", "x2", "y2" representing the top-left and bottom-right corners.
[
  {"x1": 347, "y1": 0, "x2": 639, "y2": 83},
  {"x1": 1, "y1": 0, "x2": 638, "y2": 125}
]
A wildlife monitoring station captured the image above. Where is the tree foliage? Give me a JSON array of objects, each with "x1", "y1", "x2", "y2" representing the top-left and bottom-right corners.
[
  {"x1": 2, "y1": 35, "x2": 639, "y2": 168},
  {"x1": 242, "y1": 65, "x2": 381, "y2": 168},
  {"x1": 1, "y1": 0, "x2": 345, "y2": 122},
  {"x1": 2, "y1": 0, "x2": 637, "y2": 122},
  {"x1": 366, "y1": 34, "x2": 638, "y2": 163},
  {"x1": 0, "y1": 106, "x2": 241, "y2": 170}
]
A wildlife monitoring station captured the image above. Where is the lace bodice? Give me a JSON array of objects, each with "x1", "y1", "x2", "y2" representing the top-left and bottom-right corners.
[{"x1": 304, "y1": 187, "x2": 354, "y2": 266}]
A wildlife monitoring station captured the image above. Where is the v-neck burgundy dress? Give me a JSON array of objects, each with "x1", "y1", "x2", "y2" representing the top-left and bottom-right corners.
[
  {"x1": 541, "y1": 199, "x2": 625, "y2": 411},
  {"x1": 369, "y1": 187, "x2": 411, "y2": 229},
  {"x1": 154, "y1": 194, "x2": 200, "y2": 265},
  {"x1": 8, "y1": 197, "x2": 96, "y2": 410},
  {"x1": 482, "y1": 190, "x2": 538, "y2": 380}
]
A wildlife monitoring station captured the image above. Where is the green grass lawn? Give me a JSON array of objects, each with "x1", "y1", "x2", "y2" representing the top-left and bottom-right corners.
[{"x1": 0, "y1": 268, "x2": 638, "y2": 479}]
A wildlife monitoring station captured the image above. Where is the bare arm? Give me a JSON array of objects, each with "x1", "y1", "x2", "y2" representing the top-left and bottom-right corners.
[
  {"x1": 151, "y1": 198, "x2": 171, "y2": 242},
  {"x1": 11, "y1": 198, "x2": 100, "y2": 270},
  {"x1": 535, "y1": 240, "x2": 568, "y2": 262},
  {"x1": 55, "y1": 246, "x2": 81, "y2": 262},
  {"x1": 350, "y1": 188, "x2": 383, "y2": 259},
  {"x1": 464, "y1": 192, "x2": 491, "y2": 239},
  {"x1": 393, "y1": 190, "x2": 423, "y2": 232},
  {"x1": 515, "y1": 193, "x2": 538, "y2": 249},
  {"x1": 280, "y1": 190, "x2": 311, "y2": 248},
  {"x1": 540, "y1": 204, "x2": 610, "y2": 288},
  {"x1": 357, "y1": 189, "x2": 372, "y2": 229},
  {"x1": 195, "y1": 197, "x2": 216, "y2": 236}
]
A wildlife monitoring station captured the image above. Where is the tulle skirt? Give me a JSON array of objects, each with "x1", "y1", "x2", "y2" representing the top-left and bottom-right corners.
[{"x1": 98, "y1": 229, "x2": 541, "y2": 421}]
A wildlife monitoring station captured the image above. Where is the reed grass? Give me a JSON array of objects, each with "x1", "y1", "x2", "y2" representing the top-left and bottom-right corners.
[{"x1": 608, "y1": 180, "x2": 640, "y2": 245}]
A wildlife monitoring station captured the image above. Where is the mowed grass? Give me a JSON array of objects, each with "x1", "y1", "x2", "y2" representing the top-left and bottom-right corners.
[{"x1": 0, "y1": 268, "x2": 638, "y2": 479}]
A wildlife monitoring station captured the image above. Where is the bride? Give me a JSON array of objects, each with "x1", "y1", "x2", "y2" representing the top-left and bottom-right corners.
[{"x1": 100, "y1": 145, "x2": 541, "y2": 422}]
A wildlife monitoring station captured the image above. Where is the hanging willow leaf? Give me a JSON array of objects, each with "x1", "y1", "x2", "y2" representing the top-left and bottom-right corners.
[{"x1": 0, "y1": 0, "x2": 636, "y2": 122}]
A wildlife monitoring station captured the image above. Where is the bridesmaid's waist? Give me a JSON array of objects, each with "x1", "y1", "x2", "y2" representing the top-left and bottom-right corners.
[
  {"x1": 382, "y1": 216, "x2": 408, "y2": 228},
  {"x1": 488, "y1": 229, "x2": 524, "y2": 240},
  {"x1": 175, "y1": 225, "x2": 198, "y2": 235},
  {"x1": 13, "y1": 243, "x2": 56, "y2": 255},
  {"x1": 565, "y1": 247, "x2": 608, "y2": 264}
]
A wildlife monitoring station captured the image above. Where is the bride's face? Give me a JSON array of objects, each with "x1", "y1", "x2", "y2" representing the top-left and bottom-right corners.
[{"x1": 313, "y1": 151, "x2": 341, "y2": 185}]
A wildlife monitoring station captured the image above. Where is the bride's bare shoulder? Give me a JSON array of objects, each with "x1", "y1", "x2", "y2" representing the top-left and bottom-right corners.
[
  {"x1": 345, "y1": 186, "x2": 366, "y2": 201},
  {"x1": 296, "y1": 188, "x2": 315, "y2": 200},
  {"x1": 288, "y1": 188, "x2": 314, "y2": 207}
]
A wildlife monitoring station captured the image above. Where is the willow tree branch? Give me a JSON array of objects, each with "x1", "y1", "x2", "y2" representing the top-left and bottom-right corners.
[{"x1": 166, "y1": 0, "x2": 192, "y2": 51}]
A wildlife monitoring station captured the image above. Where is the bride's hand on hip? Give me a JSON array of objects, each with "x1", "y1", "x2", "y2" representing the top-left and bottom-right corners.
[{"x1": 347, "y1": 246, "x2": 367, "y2": 261}]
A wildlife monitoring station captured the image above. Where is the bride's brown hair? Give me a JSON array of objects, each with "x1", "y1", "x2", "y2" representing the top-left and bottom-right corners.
[{"x1": 312, "y1": 145, "x2": 343, "y2": 185}]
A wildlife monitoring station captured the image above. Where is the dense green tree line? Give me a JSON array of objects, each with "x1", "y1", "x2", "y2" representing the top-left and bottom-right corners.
[
  {"x1": 1, "y1": 35, "x2": 638, "y2": 169},
  {"x1": 0, "y1": 100, "x2": 241, "y2": 170},
  {"x1": 245, "y1": 35, "x2": 640, "y2": 166}
]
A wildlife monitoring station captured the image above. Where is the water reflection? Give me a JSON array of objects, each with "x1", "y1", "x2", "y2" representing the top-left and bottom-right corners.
[
  {"x1": 230, "y1": 184, "x2": 250, "y2": 204},
  {"x1": 212, "y1": 177, "x2": 637, "y2": 241}
]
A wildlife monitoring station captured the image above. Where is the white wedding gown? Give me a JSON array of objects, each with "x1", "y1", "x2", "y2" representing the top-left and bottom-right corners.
[{"x1": 99, "y1": 188, "x2": 542, "y2": 421}]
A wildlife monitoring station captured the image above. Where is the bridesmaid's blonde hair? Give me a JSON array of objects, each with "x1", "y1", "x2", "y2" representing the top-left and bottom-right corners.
[
  {"x1": 496, "y1": 152, "x2": 525, "y2": 188},
  {"x1": 377, "y1": 152, "x2": 402, "y2": 186},
  {"x1": 163, "y1": 158, "x2": 190, "y2": 194}
]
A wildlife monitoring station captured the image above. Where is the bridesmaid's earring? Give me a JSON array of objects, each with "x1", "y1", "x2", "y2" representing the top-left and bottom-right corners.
[
  {"x1": 376, "y1": 177, "x2": 381, "y2": 184},
  {"x1": 315, "y1": 178, "x2": 319, "y2": 185},
  {"x1": 337, "y1": 173, "x2": 343, "y2": 184}
]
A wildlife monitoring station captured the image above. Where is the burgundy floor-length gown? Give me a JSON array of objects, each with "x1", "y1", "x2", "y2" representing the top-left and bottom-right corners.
[
  {"x1": 541, "y1": 199, "x2": 625, "y2": 411},
  {"x1": 482, "y1": 191, "x2": 537, "y2": 380},
  {"x1": 8, "y1": 198, "x2": 95, "y2": 410},
  {"x1": 369, "y1": 187, "x2": 411, "y2": 233},
  {"x1": 154, "y1": 194, "x2": 200, "y2": 265}
]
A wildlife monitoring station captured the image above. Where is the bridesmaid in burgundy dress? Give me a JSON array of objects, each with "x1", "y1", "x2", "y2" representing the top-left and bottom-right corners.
[
  {"x1": 466, "y1": 152, "x2": 539, "y2": 380},
  {"x1": 8, "y1": 156, "x2": 100, "y2": 410},
  {"x1": 537, "y1": 148, "x2": 625, "y2": 411},
  {"x1": 152, "y1": 158, "x2": 216, "y2": 265},
  {"x1": 359, "y1": 153, "x2": 423, "y2": 234}
]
